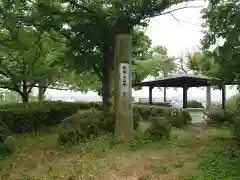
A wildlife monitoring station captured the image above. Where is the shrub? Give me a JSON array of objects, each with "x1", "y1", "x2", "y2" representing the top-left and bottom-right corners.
[
  {"x1": 0, "y1": 120, "x2": 10, "y2": 136},
  {"x1": 58, "y1": 109, "x2": 101, "y2": 144},
  {"x1": 58, "y1": 109, "x2": 117, "y2": 145},
  {"x1": 204, "y1": 108, "x2": 234, "y2": 126},
  {"x1": 226, "y1": 93, "x2": 240, "y2": 110},
  {"x1": 133, "y1": 105, "x2": 191, "y2": 128},
  {"x1": 187, "y1": 100, "x2": 204, "y2": 108},
  {"x1": 0, "y1": 101, "x2": 101, "y2": 133},
  {"x1": 133, "y1": 105, "x2": 168, "y2": 120},
  {"x1": 0, "y1": 136, "x2": 16, "y2": 157},
  {"x1": 58, "y1": 128, "x2": 87, "y2": 145},
  {"x1": 231, "y1": 117, "x2": 240, "y2": 142},
  {"x1": 58, "y1": 108, "x2": 145, "y2": 145},
  {"x1": 146, "y1": 117, "x2": 171, "y2": 140},
  {"x1": 167, "y1": 108, "x2": 192, "y2": 128}
]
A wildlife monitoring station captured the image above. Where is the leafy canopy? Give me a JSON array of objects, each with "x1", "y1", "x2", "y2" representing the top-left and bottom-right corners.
[{"x1": 201, "y1": 0, "x2": 240, "y2": 84}]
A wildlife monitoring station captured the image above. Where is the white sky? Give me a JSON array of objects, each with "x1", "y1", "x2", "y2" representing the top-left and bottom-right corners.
[{"x1": 46, "y1": 1, "x2": 238, "y2": 102}]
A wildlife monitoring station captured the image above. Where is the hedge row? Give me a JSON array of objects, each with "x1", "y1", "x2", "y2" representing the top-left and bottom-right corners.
[
  {"x1": 0, "y1": 101, "x2": 191, "y2": 134},
  {"x1": 58, "y1": 109, "x2": 174, "y2": 145},
  {"x1": 0, "y1": 101, "x2": 101, "y2": 133},
  {"x1": 134, "y1": 105, "x2": 191, "y2": 128},
  {"x1": 134, "y1": 102, "x2": 171, "y2": 107},
  {"x1": 58, "y1": 105, "x2": 192, "y2": 144}
]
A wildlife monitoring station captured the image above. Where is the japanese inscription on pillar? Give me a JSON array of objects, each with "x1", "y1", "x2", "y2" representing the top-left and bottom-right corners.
[{"x1": 120, "y1": 63, "x2": 130, "y2": 104}]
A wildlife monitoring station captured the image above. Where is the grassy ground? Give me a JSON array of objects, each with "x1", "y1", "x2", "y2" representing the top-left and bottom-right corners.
[{"x1": 0, "y1": 123, "x2": 240, "y2": 180}]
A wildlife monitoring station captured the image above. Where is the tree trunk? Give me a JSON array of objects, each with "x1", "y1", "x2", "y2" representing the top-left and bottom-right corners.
[
  {"x1": 102, "y1": 58, "x2": 113, "y2": 114},
  {"x1": 21, "y1": 92, "x2": 29, "y2": 103},
  {"x1": 21, "y1": 81, "x2": 30, "y2": 103},
  {"x1": 38, "y1": 86, "x2": 46, "y2": 102}
]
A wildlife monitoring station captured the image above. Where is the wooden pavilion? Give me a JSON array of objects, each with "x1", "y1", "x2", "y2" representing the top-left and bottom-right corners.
[{"x1": 133, "y1": 74, "x2": 231, "y2": 109}]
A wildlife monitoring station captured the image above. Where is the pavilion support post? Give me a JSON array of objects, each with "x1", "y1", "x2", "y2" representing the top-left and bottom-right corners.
[
  {"x1": 163, "y1": 87, "x2": 167, "y2": 102},
  {"x1": 183, "y1": 84, "x2": 188, "y2": 108},
  {"x1": 206, "y1": 86, "x2": 211, "y2": 110},
  {"x1": 163, "y1": 71, "x2": 167, "y2": 102},
  {"x1": 221, "y1": 85, "x2": 226, "y2": 110},
  {"x1": 149, "y1": 86, "x2": 153, "y2": 105}
]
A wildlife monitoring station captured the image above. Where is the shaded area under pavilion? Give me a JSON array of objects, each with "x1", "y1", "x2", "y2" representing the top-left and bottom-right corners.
[{"x1": 133, "y1": 74, "x2": 233, "y2": 109}]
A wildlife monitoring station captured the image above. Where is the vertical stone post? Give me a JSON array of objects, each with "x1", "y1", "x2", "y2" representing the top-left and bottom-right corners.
[
  {"x1": 206, "y1": 86, "x2": 211, "y2": 110},
  {"x1": 114, "y1": 34, "x2": 133, "y2": 141}
]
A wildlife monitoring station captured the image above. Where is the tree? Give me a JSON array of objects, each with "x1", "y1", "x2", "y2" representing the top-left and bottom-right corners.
[
  {"x1": 0, "y1": 89, "x2": 21, "y2": 104},
  {"x1": 201, "y1": 0, "x2": 240, "y2": 85},
  {"x1": 35, "y1": 0, "x2": 200, "y2": 112},
  {"x1": 0, "y1": 24, "x2": 68, "y2": 102},
  {"x1": 187, "y1": 51, "x2": 214, "y2": 76},
  {"x1": 0, "y1": 1, "x2": 73, "y2": 102}
]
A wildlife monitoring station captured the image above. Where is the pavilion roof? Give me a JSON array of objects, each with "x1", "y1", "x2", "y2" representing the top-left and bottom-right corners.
[{"x1": 133, "y1": 73, "x2": 226, "y2": 87}]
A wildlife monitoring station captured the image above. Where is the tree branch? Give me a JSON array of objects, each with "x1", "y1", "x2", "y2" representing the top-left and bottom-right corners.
[{"x1": 160, "y1": 5, "x2": 204, "y2": 16}]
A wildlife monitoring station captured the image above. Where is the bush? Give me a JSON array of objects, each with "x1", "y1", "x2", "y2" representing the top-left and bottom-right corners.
[
  {"x1": 167, "y1": 108, "x2": 192, "y2": 128},
  {"x1": 231, "y1": 117, "x2": 240, "y2": 142},
  {"x1": 58, "y1": 109, "x2": 101, "y2": 144},
  {"x1": 0, "y1": 136, "x2": 16, "y2": 158},
  {"x1": 187, "y1": 100, "x2": 204, "y2": 108},
  {"x1": 226, "y1": 93, "x2": 240, "y2": 110},
  {"x1": 133, "y1": 105, "x2": 168, "y2": 120},
  {"x1": 204, "y1": 108, "x2": 234, "y2": 126},
  {"x1": 0, "y1": 120, "x2": 10, "y2": 136},
  {"x1": 58, "y1": 108, "x2": 145, "y2": 145},
  {"x1": 0, "y1": 101, "x2": 101, "y2": 133},
  {"x1": 146, "y1": 117, "x2": 171, "y2": 140},
  {"x1": 133, "y1": 105, "x2": 191, "y2": 128}
]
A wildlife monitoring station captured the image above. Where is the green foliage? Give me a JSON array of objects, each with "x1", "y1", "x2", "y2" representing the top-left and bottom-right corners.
[
  {"x1": 198, "y1": 137, "x2": 240, "y2": 180},
  {"x1": 58, "y1": 109, "x2": 115, "y2": 145},
  {"x1": 187, "y1": 51, "x2": 215, "y2": 76},
  {"x1": 201, "y1": 0, "x2": 240, "y2": 85},
  {"x1": 204, "y1": 108, "x2": 234, "y2": 126},
  {"x1": 128, "y1": 132, "x2": 153, "y2": 151},
  {"x1": 0, "y1": 90, "x2": 22, "y2": 104},
  {"x1": 226, "y1": 93, "x2": 240, "y2": 110},
  {"x1": 167, "y1": 108, "x2": 192, "y2": 128},
  {"x1": 133, "y1": 105, "x2": 168, "y2": 120},
  {"x1": 133, "y1": 105, "x2": 191, "y2": 128},
  {"x1": 0, "y1": 136, "x2": 16, "y2": 158},
  {"x1": 0, "y1": 120, "x2": 10, "y2": 137},
  {"x1": 0, "y1": 101, "x2": 101, "y2": 133},
  {"x1": 146, "y1": 117, "x2": 171, "y2": 140},
  {"x1": 231, "y1": 117, "x2": 240, "y2": 142},
  {"x1": 133, "y1": 45, "x2": 176, "y2": 87},
  {"x1": 58, "y1": 110, "x2": 100, "y2": 145},
  {"x1": 35, "y1": 0, "x2": 184, "y2": 111},
  {"x1": 187, "y1": 100, "x2": 204, "y2": 108}
]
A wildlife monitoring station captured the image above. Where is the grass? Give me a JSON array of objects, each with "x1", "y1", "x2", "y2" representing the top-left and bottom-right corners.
[{"x1": 0, "y1": 123, "x2": 240, "y2": 180}]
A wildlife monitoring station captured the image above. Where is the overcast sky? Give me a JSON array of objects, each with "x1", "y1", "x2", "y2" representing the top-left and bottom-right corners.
[{"x1": 46, "y1": 1, "x2": 237, "y2": 102}]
